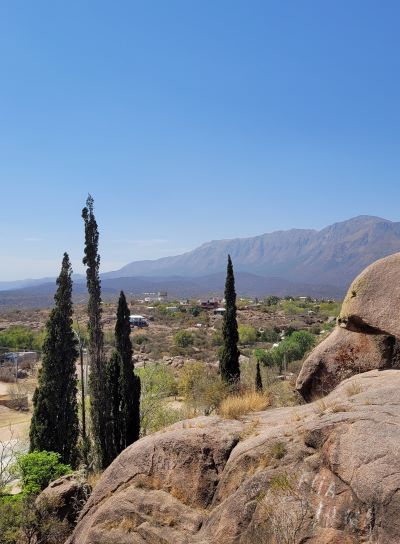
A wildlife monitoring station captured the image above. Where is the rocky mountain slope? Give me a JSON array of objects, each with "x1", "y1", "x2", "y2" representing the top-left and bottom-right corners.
[{"x1": 106, "y1": 215, "x2": 400, "y2": 289}]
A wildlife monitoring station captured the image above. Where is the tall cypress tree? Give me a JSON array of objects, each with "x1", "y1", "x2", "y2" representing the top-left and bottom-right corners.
[
  {"x1": 255, "y1": 361, "x2": 263, "y2": 392},
  {"x1": 82, "y1": 195, "x2": 108, "y2": 469},
  {"x1": 116, "y1": 291, "x2": 140, "y2": 450},
  {"x1": 104, "y1": 351, "x2": 120, "y2": 464},
  {"x1": 29, "y1": 253, "x2": 79, "y2": 466},
  {"x1": 219, "y1": 255, "x2": 240, "y2": 384},
  {"x1": 105, "y1": 291, "x2": 140, "y2": 464}
]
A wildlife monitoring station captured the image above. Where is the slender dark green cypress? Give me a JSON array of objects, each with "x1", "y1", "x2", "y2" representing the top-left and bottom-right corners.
[
  {"x1": 29, "y1": 253, "x2": 79, "y2": 466},
  {"x1": 104, "y1": 351, "x2": 120, "y2": 464},
  {"x1": 255, "y1": 361, "x2": 263, "y2": 392},
  {"x1": 105, "y1": 291, "x2": 141, "y2": 464},
  {"x1": 219, "y1": 255, "x2": 240, "y2": 384},
  {"x1": 82, "y1": 195, "x2": 108, "y2": 469},
  {"x1": 116, "y1": 291, "x2": 141, "y2": 450}
]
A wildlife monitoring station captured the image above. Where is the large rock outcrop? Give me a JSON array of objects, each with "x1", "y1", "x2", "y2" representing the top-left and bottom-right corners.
[
  {"x1": 297, "y1": 252, "x2": 400, "y2": 399},
  {"x1": 69, "y1": 370, "x2": 400, "y2": 544},
  {"x1": 338, "y1": 252, "x2": 400, "y2": 337},
  {"x1": 296, "y1": 327, "x2": 396, "y2": 401}
]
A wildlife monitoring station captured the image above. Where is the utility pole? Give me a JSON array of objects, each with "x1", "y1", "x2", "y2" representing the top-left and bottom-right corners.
[{"x1": 14, "y1": 352, "x2": 18, "y2": 383}]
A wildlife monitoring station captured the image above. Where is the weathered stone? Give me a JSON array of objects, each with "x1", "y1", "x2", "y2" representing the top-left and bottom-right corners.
[
  {"x1": 296, "y1": 327, "x2": 395, "y2": 400},
  {"x1": 339, "y1": 252, "x2": 400, "y2": 336},
  {"x1": 38, "y1": 474, "x2": 91, "y2": 523},
  {"x1": 69, "y1": 370, "x2": 400, "y2": 544}
]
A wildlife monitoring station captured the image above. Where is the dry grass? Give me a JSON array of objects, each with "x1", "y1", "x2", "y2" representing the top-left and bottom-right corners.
[
  {"x1": 313, "y1": 398, "x2": 349, "y2": 417},
  {"x1": 314, "y1": 399, "x2": 328, "y2": 416},
  {"x1": 345, "y1": 381, "x2": 363, "y2": 397},
  {"x1": 239, "y1": 417, "x2": 261, "y2": 440},
  {"x1": 270, "y1": 441, "x2": 287, "y2": 460},
  {"x1": 291, "y1": 411, "x2": 305, "y2": 422},
  {"x1": 86, "y1": 472, "x2": 102, "y2": 489},
  {"x1": 267, "y1": 380, "x2": 303, "y2": 408},
  {"x1": 219, "y1": 391, "x2": 270, "y2": 419},
  {"x1": 329, "y1": 402, "x2": 348, "y2": 413}
]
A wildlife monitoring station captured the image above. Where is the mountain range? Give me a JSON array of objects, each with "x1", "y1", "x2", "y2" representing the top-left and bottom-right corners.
[
  {"x1": 1, "y1": 215, "x2": 400, "y2": 307},
  {"x1": 104, "y1": 215, "x2": 400, "y2": 288}
]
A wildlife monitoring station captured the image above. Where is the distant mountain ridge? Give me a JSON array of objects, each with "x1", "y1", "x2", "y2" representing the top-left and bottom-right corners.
[
  {"x1": 2, "y1": 216, "x2": 400, "y2": 307},
  {"x1": 105, "y1": 215, "x2": 400, "y2": 288}
]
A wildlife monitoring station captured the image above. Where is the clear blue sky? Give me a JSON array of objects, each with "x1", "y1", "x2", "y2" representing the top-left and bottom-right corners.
[{"x1": 1, "y1": 1, "x2": 400, "y2": 280}]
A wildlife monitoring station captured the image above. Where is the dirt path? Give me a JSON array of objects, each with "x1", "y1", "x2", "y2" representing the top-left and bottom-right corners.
[
  {"x1": 0, "y1": 406, "x2": 31, "y2": 442},
  {"x1": 0, "y1": 381, "x2": 11, "y2": 396}
]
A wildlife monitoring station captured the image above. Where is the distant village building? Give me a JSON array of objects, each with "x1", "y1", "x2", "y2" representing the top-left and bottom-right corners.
[
  {"x1": 214, "y1": 307, "x2": 226, "y2": 316},
  {"x1": 158, "y1": 291, "x2": 168, "y2": 301},
  {"x1": 144, "y1": 291, "x2": 168, "y2": 303},
  {"x1": 198, "y1": 299, "x2": 219, "y2": 310}
]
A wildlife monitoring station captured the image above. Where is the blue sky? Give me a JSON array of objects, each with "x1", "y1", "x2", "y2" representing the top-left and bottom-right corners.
[{"x1": 1, "y1": 1, "x2": 400, "y2": 280}]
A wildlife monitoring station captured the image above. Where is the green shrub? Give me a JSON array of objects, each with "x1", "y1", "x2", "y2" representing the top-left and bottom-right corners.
[
  {"x1": 257, "y1": 329, "x2": 280, "y2": 343},
  {"x1": 177, "y1": 362, "x2": 227, "y2": 415},
  {"x1": 238, "y1": 325, "x2": 258, "y2": 345},
  {"x1": 136, "y1": 364, "x2": 180, "y2": 435},
  {"x1": 0, "y1": 326, "x2": 45, "y2": 351},
  {"x1": 0, "y1": 494, "x2": 70, "y2": 544},
  {"x1": 134, "y1": 335, "x2": 149, "y2": 345},
  {"x1": 173, "y1": 330, "x2": 194, "y2": 348},
  {"x1": 191, "y1": 306, "x2": 201, "y2": 317},
  {"x1": 211, "y1": 330, "x2": 223, "y2": 346},
  {"x1": 14, "y1": 451, "x2": 72, "y2": 496},
  {"x1": 309, "y1": 324, "x2": 321, "y2": 335},
  {"x1": 283, "y1": 325, "x2": 298, "y2": 337},
  {"x1": 263, "y1": 296, "x2": 280, "y2": 306},
  {"x1": 270, "y1": 441, "x2": 287, "y2": 460},
  {"x1": 254, "y1": 348, "x2": 270, "y2": 365},
  {"x1": 260, "y1": 331, "x2": 315, "y2": 371}
]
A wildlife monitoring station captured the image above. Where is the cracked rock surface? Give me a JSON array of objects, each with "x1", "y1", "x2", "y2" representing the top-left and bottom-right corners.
[{"x1": 69, "y1": 370, "x2": 400, "y2": 543}]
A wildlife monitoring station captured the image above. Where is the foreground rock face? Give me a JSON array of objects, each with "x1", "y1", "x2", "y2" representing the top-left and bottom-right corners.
[{"x1": 70, "y1": 370, "x2": 400, "y2": 544}]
